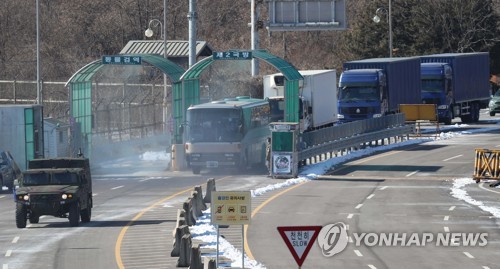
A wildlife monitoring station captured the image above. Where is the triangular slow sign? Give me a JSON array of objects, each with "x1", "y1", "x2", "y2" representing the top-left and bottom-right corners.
[{"x1": 277, "y1": 226, "x2": 322, "y2": 267}]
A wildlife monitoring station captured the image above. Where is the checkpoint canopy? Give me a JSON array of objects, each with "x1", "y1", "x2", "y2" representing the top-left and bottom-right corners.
[
  {"x1": 173, "y1": 49, "x2": 304, "y2": 144},
  {"x1": 65, "y1": 54, "x2": 185, "y2": 157}
]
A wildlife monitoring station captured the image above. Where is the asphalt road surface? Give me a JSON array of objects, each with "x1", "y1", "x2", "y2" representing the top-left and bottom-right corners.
[{"x1": 0, "y1": 112, "x2": 499, "y2": 269}]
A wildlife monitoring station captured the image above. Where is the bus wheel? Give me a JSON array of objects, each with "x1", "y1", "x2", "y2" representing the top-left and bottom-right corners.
[{"x1": 192, "y1": 167, "x2": 201, "y2": 174}]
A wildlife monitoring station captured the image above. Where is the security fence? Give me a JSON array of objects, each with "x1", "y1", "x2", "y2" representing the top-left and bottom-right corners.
[{"x1": 0, "y1": 80, "x2": 171, "y2": 158}]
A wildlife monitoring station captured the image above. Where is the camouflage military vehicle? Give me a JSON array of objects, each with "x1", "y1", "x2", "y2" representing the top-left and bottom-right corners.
[{"x1": 14, "y1": 158, "x2": 92, "y2": 228}]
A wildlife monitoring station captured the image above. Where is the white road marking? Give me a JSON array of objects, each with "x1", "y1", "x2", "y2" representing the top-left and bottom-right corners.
[
  {"x1": 405, "y1": 170, "x2": 419, "y2": 177},
  {"x1": 354, "y1": 250, "x2": 363, "y2": 257},
  {"x1": 367, "y1": 194, "x2": 375, "y2": 200},
  {"x1": 355, "y1": 204, "x2": 363, "y2": 209},
  {"x1": 449, "y1": 206, "x2": 456, "y2": 211},
  {"x1": 444, "y1": 216, "x2": 449, "y2": 221},
  {"x1": 443, "y1": 154, "x2": 463, "y2": 162},
  {"x1": 111, "y1": 185, "x2": 124, "y2": 190},
  {"x1": 380, "y1": 186, "x2": 388, "y2": 190},
  {"x1": 483, "y1": 266, "x2": 491, "y2": 269},
  {"x1": 0, "y1": 195, "x2": 5, "y2": 199},
  {"x1": 348, "y1": 236, "x2": 353, "y2": 243},
  {"x1": 463, "y1": 252, "x2": 474, "y2": 259},
  {"x1": 139, "y1": 178, "x2": 151, "y2": 182},
  {"x1": 346, "y1": 224, "x2": 350, "y2": 230},
  {"x1": 11, "y1": 237, "x2": 19, "y2": 243},
  {"x1": 479, "y1": 183, "x2": 500, "y2": 194},
  {"x1": 368, "y1": 265, "x2": 377, "y2": 269},
  {"x1": 347, "y1": 214, "x2": 354, "y2": 219},
  {"x1": 444, "y1": 227, "x2": 450, "y2": 232},
  {"x1": 92, "y1": 193, "x2": 98, "y2": 197},
  {"x1": 3, "y1": 264, "x2": 8, "y2": 269},
  {"x1": 5, "y1": 250, "x2": 12, "y2": 257}
]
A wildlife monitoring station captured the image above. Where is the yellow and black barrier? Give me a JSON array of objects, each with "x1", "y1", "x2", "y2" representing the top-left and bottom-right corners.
[{"x1": 473, "y1": 148, "x2": 500, "y2": 186}]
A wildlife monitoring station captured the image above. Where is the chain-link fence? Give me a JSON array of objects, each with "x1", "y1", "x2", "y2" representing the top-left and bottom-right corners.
[{"x1": 0, "y1": 80, "x2": 171, "y2": 158}]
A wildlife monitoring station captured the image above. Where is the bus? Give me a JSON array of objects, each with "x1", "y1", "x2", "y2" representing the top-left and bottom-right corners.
[{"x1": 184, "y1": 96, "x2": 271, "y2": 174}]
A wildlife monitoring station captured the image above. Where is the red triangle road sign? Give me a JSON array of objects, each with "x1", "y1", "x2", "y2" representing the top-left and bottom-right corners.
[{"x1": 277, "y1": 226, "x2": 322, "y2": 267}]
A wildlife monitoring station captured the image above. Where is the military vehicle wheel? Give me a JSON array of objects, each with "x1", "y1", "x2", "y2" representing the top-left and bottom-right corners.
[
  {"x1": 69, "y1": 202, "x2": 80, "y2": 227},
  {"x1": 29, "y1": 214, "x2": 40, "y2": 224},
  {"x1": 192, "y1": 167, "x2": 201, "y2": 175},
  {"x1": 15, "y1": 204, "x2": 27, "y2": 228},
  {"x1": 81, "y1": 199, "x2": 92, "y2": 223}
]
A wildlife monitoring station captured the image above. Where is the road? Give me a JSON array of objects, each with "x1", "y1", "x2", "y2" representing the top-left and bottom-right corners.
[
  {"x1": 247, "y1": 119, "x2": 500, "y2": 268},
  {"x1": 0, "y1": 113, "x2": 499, "y2": 269}
]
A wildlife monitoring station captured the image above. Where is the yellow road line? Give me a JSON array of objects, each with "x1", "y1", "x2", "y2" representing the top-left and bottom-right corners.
[
  {"x1": 115, "y1": 176, "x2": 231, "y2": 269},
  {"x1": 244, "y1": 180, "x2": 309, "y2": 260}
]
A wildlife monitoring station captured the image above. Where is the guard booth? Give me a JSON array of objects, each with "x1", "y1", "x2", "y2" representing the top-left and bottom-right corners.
[{"x1": 270, "y1": 122, "x2": 299, "y2": 178}]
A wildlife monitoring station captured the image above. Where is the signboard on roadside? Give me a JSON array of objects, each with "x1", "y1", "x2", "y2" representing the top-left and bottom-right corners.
[
  {"x1": 213, "y1": 51, "x2": 252, "y2": 60},
  {"x1": 211, "y1": 191, "x2": 251, "y2": 225},
  {"x1": 277, "y1": 226, "x2": 322, "y2": 267},
  {"x1": 102, "y1": 55, "x2": 142, "y2": 65}
]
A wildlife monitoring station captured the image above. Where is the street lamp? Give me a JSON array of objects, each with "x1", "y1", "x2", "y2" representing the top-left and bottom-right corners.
[
  {"x1": 145, "y1": 19, "x2": 164, "y2": 39},
  {"x1": 144, "y1": 18, "x2": 169, "y2": 133},
  {"x1": 373, "y1": 0, "x2": 393, "y2": 57}
]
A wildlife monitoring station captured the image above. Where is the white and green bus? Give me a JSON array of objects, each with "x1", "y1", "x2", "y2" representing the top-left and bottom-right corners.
[{"x1": 184, "y1": 96, "x2": 271, "y2": 174}]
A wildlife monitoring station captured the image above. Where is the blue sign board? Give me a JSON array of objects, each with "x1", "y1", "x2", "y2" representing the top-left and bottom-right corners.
[{"x1": 102, "y1": 55, "x2": 142, "y2": 65}]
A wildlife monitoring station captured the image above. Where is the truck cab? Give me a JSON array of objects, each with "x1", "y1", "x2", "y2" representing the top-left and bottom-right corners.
[
  {"x1": 420, "y1": 63, "x2": 453, "y2": 123},
  {"x1": 337, "y1": 69, "x2": 387, "y2": 122},
  {"x1": 268, "y1": 96, "x2": 310, "y2": 131}
]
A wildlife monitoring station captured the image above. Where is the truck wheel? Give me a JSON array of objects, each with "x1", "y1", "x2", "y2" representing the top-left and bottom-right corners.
[
  {"x1": 192, "y1": 167, "x2": 201, "y2": 174},
  {"x1": 29, "y1": 213, "x2": 40, "y2": 224},
  {"x1": 80, "y1": 199, "x2": 92, "y2": 223},
  {"x1": 69, "y1": 202, "x2": 80, "y2": 227},
  {"x1": 472, "y1": 103, "x2": 480, "y2": 122},
  {"x1": 491, "y1": 112, "x2": 496, "y2": 116},
  {"x1": 15, "y1": 204, "x2": 27, "y2": 228},
  {"x1": 443, "y1": 108, "x2": 453, "y2": 125}
]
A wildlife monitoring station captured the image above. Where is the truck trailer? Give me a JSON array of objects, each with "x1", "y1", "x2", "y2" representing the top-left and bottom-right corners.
[
  {"x1": 263, "y1": 69, "x2": 338, "y2": 132},
  {"x1": 420, "y1": 52, "x2": 490, "y2": 124},
  {"x1": 338, "y1": 57, "x2": 422, "y2": 122},
  {"x1": 0, "y1": 105, "x2": 44, "y2": 170}
]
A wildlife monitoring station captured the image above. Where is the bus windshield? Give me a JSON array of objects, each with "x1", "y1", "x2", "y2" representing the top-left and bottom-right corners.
[
  {"x1": 187, "y1": 108, "x2": 243, "y2": 142},
  {"x1": 339, "y1": 86, "x2": 379, "y2": 102}
]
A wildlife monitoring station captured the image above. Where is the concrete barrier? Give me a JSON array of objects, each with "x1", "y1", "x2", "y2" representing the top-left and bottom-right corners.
[
  {"x1": 172, "y1": 209, "x2": 187, "y2": 237},
  {"x1": 183, "y1": 198, "x2": 196, "y2": 226},
  {"x1": 203, "y1": 257, "x2": 216, "y2": 269},
  {"x1": 189, "y1": 244, "x2": 203, "y2": 269},
  {"x1": 177, "y1": 234, "x2": 192, "y2": 267},
  {"x1": 204, "y1": 178, "x2": 216, "y2": 203},
  {"x1": 191, "y1": 191, "x2": 204, "y2": 218},
  {"x1": 194, "y1": 185, "x2": 208, "y2": 210},
  {"x1": 171, "y1": 225, "x2": 190, "y2": 257}
]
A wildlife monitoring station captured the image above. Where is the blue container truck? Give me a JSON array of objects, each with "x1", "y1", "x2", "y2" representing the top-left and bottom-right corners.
[
  {"x1": 420, "y1": 52, "x2": 490, "y2": 124},
  {"x1": 338, "y1": 57, "x2": 422, "y2": 122}
]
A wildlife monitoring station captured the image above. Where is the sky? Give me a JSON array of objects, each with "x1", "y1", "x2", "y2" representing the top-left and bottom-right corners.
[{"x1": 137, "y1": 121, "x2": 500, "y2": 269}]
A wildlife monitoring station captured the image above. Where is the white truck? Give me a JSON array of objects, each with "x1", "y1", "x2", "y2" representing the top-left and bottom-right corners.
[{"x1": 263, "y1": 69, "x2": 338, "y2": 132}]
